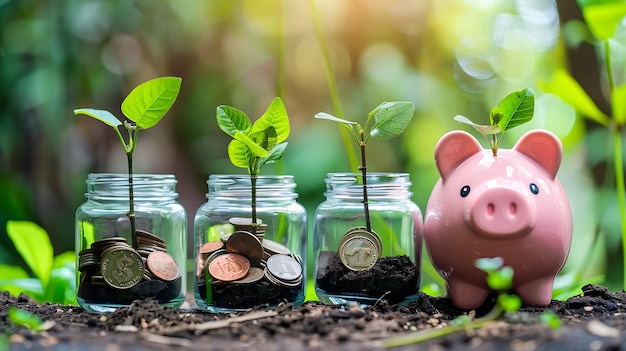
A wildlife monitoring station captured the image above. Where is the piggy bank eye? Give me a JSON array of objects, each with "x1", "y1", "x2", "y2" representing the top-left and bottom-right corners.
[
  {"x1": 460, "y1": 185, "x2": 471, "y2": 197},
  {"x1": 529, "y1": 183, "x2": 539, "y2": 195}
]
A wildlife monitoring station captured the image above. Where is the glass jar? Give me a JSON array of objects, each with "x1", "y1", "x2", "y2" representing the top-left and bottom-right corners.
[
  {"x1": 313, "y1": 172, "x2": 423, "y2": 305},
  {"x1": 194, "y1": 175, "x2": 307, "y2": 312},
  {"x1": 75, "y1": 174, "x2": 187, "y2": 313}
]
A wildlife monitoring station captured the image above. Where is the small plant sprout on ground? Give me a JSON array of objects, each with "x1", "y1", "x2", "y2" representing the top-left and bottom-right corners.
[
  {"x1": 382, "y1": 257, "x2": 561, "y2": 348},
  {"x1": 315, "y1": 101, "x2": 415, "y2": 232},
  {"x1": 216, "y1": 97, "x2": 290, "y2": 234},
  {"x1": 454, "y1": 88, "x2": 534, "y2": 156},
  {"x1": 74, "y1": 76, "x2": 182, "y2": 248}
]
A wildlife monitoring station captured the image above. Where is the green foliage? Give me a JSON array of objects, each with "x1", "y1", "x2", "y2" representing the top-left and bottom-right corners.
[
  {"x1": 454, "y1": 88, "x2": 534, "y2": 156},
  {"x1": 217, "y1": 97, "x2": 290, "y2": 176},
  {"x1": 75, "y1": 76, "x2": 182, "y2": 156},
  {"x1": 7, "y1": 307, "x2": 43, "y2": 331},
  {"x1": 315, "y1": 101, "x2": 415, "y2": 147},
  {"x1": 543, "y1": 0, "x2": 626, "y2": 290},
  {"x1": 475, "y1": 257, "x2": 522, "y2": 312},
  {"x1": 540, "y1": 310, "x2": 562, "y2": 330},
  {"x1": 0, "y1": 221, "x2": 76, "y2": 305}
]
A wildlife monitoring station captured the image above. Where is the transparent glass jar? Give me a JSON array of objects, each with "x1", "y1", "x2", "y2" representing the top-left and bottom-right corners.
[
  {"x1": 313, "y1": 172, "x2": 423, "y2": 305},
  {"x1": 194, "y1": 175, "x2": 307, "y2": 312},
  {"x1": 75, "y1": 174, "x2": 187, "y2": 313}
]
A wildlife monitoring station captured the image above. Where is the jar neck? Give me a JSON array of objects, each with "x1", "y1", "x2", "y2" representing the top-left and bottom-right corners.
[
  {"x1": 207, "y1": 174, "x2": 298, "y2": 202},
  {"x1": 324, "y1": 172, "x2": 413, "y2": 201},
  {"x1": 85, "y1": 173, "x2": 178, "y2": 201}
]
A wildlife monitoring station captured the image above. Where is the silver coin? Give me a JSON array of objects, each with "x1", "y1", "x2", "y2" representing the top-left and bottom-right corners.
[{"x1": 266, "y1": 254, "x2": 302, "y2": 282}]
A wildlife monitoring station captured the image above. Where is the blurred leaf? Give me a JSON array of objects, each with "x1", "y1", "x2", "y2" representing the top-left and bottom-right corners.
[
  {"x1": 251, "y1": 97, "x2": 290, "y2": 143},
  {"x1": 121, "y1": 76, "x2": 182, "y2": 129},
  {"x1": 486, "y1": 266, "x2": 514, "y2": 291},
  {"x1": 0, "y1": 264, "x2": 29, "y2": 279},
  {"x1": 540, "y1": 310, "x2": 562, "y2": 329},
  {"x1": 0, "y1": 278, "x2": 44, "y2": 300},
  {"x1": 8, "y1": 308, "x2": 43, "y2": 331},
  {"x1": 369, "y1": 101, "x2": 415, "y2": 140},
  {"x1": 475, "y1": 257, "x2": 504, "y2": 271},
  {"x1": 497, "y1": 293, "x2": 522, "y2": 313},
  {"x1": 314, "y1": 112, "x2": 357, "y2": 125},
  {"x1": 46, "y1": 260, "x2": 76, "y2": 305},
  {"x1": 216, "y1": 105, "x2": 252, "y2": 137},
  {"x1": 496, "y1": 88, "x2": 535, "y2": 132},
  {"x1": 612, "y1": 84, "x2": 626, "y2": 125},
  {"x1": 579, "y1": 1, "x2": 626, "y2": 40},
  {"x1": 540, "y1": 69, "x2": 610, "y2": 126},
  {"x1": 73, "y1": 108, "x2": 122, "y2": 127},
  {"x1": 6, "y1": 221, "x2": 52, "y2": 287}
]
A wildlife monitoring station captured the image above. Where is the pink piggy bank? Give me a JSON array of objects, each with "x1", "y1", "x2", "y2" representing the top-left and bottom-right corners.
[{"x1": 424, "y1": 129, "x2": 572, "y2": 309}]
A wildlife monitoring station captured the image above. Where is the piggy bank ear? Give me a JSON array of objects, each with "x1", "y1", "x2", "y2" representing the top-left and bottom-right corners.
[
  {"x1": 434, "y1": 131, "x2": 483, "y2": 181},
  {"x1": 513, "y1": 129, "x2": 563, "y2": 179}
]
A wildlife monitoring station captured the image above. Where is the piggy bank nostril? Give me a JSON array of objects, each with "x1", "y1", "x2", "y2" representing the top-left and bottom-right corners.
[
  {"x1": 487, "y1": 203, "x2": 495, "y2": 216},
  {"x1": 509, "y1": 203, "x2": 517, "y2": 215}
]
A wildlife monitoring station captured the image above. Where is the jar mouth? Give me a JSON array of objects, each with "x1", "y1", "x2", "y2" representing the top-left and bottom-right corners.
[
  {"x1": 85, "y1": 173, "x2": 178, "y2": 200},
  {"x1": 324, "y1": 172, "x2": 413, "y2": 199},
  {"x1": 207, "y1": 174, "x2": 298, "y2": 200}
]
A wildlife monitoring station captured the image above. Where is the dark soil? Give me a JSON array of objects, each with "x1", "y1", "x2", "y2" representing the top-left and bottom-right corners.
[{"x1": 3, "y1": 284, "x2": 626, "y2": 351}]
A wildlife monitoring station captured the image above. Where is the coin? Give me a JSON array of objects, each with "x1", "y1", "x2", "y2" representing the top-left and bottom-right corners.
[
  {"x1": 231, "y1": 266, "x2": 265, "y2": 284},
  {"x1": 136, "y1": 229, "x2": 166, "y2": 245},
  {"x1": 266, "y1": 254, "x2": 302, "y2": 282},
  {"x1": 225, "y1": 231, "x2": 264, "y2": 266},
  {"x1": 208, "y1": 253, "x2": 250, "y2": 282},
  {"x1": 199, "y1": 241, "x2": 224, "y2": 255},
  {"x1": 262, "y1": 239, "x2": 291, "y2": 256},
  {"x1": 345, "y1": 227, "x2": 382, "y2": 256},
  {"x1": 146, "y1": 251, "x2": 180, "y2": 281},
  {"x1": 101, "y1": 247, "x2": 144, "y2": 289},
  {"x1": 338, "y1": 234, "x2": 378, "y2": 271}
]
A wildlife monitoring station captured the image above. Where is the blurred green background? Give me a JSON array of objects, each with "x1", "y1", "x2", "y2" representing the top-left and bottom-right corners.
[{"x1": 0, "y1": 0, "x2": 624, "y2": 300}]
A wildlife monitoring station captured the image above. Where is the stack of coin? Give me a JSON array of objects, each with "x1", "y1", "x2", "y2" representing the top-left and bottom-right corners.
[
  {"x1": 228, "y1": 217, "x2": 267, "y2": 242},
  {"x1": 198, "y1": 228, "x2": 303, "y2": 289},
  {"x1": 78, "y1": 231, "x2": 180, "y2": 291},
  {"x1": 337, "y1": 227, "x2": 383, "y2": 271}
]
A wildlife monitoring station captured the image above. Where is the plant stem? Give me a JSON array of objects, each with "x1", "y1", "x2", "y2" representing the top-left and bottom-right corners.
[
  {"x1": 614, "y1": 127, "x2": 626, "y2": 290},
  {"x1": 381, "y1": 305, "x2": 504, "y2": 348},
  {"x1": 251, "y1": 174, "x2": 258, "y2": 236},
  {"x1": 127, "y1": 152, "x2": 136, "y2": 248},
  {"x1": 310, "y1": 0, "x2": 359, "y2": 172},
  {"x1": 359, "y1": 133, "x2": 372, "y2": 233}
]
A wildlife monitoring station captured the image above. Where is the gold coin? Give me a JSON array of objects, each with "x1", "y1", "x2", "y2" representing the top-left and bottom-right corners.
[{"x1": 338, "y1": 234, "x2": 378, "y2": 271}]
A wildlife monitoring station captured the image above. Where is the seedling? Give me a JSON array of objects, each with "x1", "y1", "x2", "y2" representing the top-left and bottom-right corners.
[
  {"x1": 216, "y1": 97, "x2": 290, "y2": 234},
  {"x1": 74, "y1": 76, "x2": 182, "y2": 247},
  {"x1": 315, "y1": 101, "x2": 415, "y2": 232},
  {"x1": 454, "y1": 88, "x2": 534, "y2": 156},
  {"x1": 382, "y1": 257, "x2": 560, "y2": 347}
]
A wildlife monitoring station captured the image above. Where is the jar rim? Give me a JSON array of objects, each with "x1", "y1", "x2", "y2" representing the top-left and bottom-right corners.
[
  {"x1": 85, "y1": 173, "x2": 178, "y2": 200},
  {"x1": 206, "y1": 174, "x2": 298, "y2": 200}
]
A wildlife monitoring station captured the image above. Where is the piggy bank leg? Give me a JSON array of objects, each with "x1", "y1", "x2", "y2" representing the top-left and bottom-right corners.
[
  {"x1": 515, "y1": 277, "x2": 555, "y2": 306},
  {"x1": 447, "y1": 279, "x2": 491, "y2": 310}
]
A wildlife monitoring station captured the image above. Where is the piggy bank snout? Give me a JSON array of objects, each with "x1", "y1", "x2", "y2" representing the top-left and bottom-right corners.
[{"x1": 468, "y1": 187, "x2": 536, "y2": 239}]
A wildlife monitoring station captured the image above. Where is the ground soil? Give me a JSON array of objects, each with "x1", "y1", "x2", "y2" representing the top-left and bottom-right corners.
[{"x1": 2, "y1": 284, "x2": 626, "y2": 350}]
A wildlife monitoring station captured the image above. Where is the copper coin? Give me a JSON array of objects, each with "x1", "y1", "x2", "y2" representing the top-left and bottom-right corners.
[
  {"x1": 199, "y1": 241, "x2": 224, "y2": 254},
  {"x1": 136, "y1": 229, "x2": 166, "y2": 244},
  {"x1": 101, "y1": 248, "x2": 144, "y2": 289},
  {"x1": 208, "y1": 253, "x2": 250, "y2": 282},
  {"x1": 225, "y1": 231, "x2": 264, "y2": 266},
  {"x1": 146, "y1": 251, "x2": 180, "y2": 281}
]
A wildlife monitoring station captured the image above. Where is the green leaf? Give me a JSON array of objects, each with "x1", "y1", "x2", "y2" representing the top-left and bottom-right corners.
[
  {"x1": 258, "y1": 142, "x2": 288, "y2": 169},
  {"x1": 0, "y1": 278, "x2": 44, "y2": 301},
  {"x1": 6, "y1": 221, "x2": 53, "y2": 287},
  {"x1": 540, "y1": 310, "x2": 562, "y2": 330},
  {"x1": 486, "y1": 266, "x2": 514, "y2": 291},
  {"x1": 497, "y1": 293, "x2": 522, "y2": 313},
  {"x1": 8, "y1": 307, "x2": 43, "y2": 331},
  {"x1": 314, "y1": 112, "x2": 358, "y2": 125},
  {"x1": 233, "y1": 131, "x2": 269, "y2": 157},
  {"x1": 580, "y1": 1, "x2": 626, "y2": 40},
  {"x1": 496, "y1": 88, "x2": 535, "y2": 132},
  {"x1": 121, "y1": 76, "x2": 182, "y2": 129},
  {"x1": 251, "y1": 97, "x2": 290, "y2": 143},
  {"x1": 227, "y1": 140, "x2": 251, "y2": 169},
  {"x1": 540, "y1": 69, "x2": 610, "y2": 126},
  {"x1": 216, "y1": 105, "x2": 252, "y2": 138},
  {"x1": 250, "y1": 126, "x2": 278, "y2": 152},
  {"x1": 454, "y1": 115, "x2": 501, "y2": 135},
  {"x1": 612, "y1": 84, "x2": 626, "y2": 125},
  {"x1": 0, "y1": 264, "x2": 29, "y2": 280},
  {"x1": 489, "y1": 107, "x2": 504, "y2": 126},
  {"x1": 369, "y1": 101, "x2": 415, "y2": 140},
  {"x1": 74, "y1": 108, "x2": 122, "y2": 127},
  {"x1": 475, "y1": 257, "x2": 504, "y2": 271}
]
